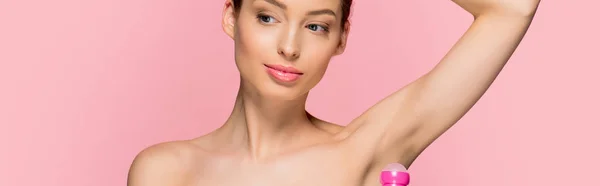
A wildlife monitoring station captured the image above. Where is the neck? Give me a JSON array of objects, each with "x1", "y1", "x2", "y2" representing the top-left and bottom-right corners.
[{"x1": 219, "y1": 80, "x2": 314, "y2": 160}]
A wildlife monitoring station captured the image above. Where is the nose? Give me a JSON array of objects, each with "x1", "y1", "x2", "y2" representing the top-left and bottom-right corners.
[{"x1": 277, "y1": 28, "x2": 301, "y2": 61}]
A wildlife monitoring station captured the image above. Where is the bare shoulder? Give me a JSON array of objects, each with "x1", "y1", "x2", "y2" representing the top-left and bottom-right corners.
[{"x1": 127, "y1": 140, "x2": 207, "y2": 186}]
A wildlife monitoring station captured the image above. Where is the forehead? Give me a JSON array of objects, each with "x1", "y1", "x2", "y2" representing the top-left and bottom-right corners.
[{"x1": 248, "y1": 0, "x2": 342, "y2": 12}]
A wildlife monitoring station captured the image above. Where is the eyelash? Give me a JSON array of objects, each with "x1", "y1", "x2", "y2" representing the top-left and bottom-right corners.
[
  {"x1": 256, "y1": 14, "x2": 277, "y2": 24},
  {"x1": 256, "y1": 14, "x2": 330, "y2": 33},
  {"x1": 306, "y1": 24, "x2": 329, "y2": 33}
]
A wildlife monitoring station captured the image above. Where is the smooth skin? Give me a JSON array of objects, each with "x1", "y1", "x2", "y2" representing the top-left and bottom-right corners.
[{"x1": 127, "y1": 0, "x2": 540, "y2": 185}]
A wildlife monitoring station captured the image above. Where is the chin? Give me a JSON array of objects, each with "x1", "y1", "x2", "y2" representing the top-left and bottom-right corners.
[
  {"x1": 260, "y1": 82, "x2": 308, "y2": 101},
  {"x1": 239, "y1": 75, "x2": 307, "y2": 101}
]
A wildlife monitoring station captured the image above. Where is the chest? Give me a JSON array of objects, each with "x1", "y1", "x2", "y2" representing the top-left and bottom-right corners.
[{"x1": 193, "y1": 146, "x2": 378, "y2": 186}]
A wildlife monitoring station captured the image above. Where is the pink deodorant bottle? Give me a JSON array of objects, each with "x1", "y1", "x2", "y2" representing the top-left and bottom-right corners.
[{"x1": 380, "y1": 163, "x2": 410, "y2": 186}]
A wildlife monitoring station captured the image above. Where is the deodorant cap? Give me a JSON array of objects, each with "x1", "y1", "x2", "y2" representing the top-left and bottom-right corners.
[{"x1": 380, "y1": 163, "x2": 410, "y2": 186}]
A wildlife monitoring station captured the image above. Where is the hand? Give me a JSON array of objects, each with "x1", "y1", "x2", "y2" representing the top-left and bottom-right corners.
[{"x1": 452, "y1": 0, "x2": 541, "y2": 18}]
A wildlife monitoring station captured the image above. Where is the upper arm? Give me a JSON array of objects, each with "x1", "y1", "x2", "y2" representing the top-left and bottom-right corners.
[
  {"x1": 343, "y1": 15, "x2": 534, "y2": 168},
  {"x1": 127, "y1": 143, "x2": 194, "y2": 186}
]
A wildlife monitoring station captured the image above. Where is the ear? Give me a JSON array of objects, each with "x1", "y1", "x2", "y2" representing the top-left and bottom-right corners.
[
  {"x1": 334, "y1": 21, "x2": 350, "y2": 55},
  {"x1": 222, "y1": 0, "x2": 236, "y2": 39}
]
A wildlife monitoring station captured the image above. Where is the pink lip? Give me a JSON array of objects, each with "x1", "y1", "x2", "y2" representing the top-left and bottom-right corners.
[{"x1": 264, "y1": 64, "x2": 303, "y2": 83}]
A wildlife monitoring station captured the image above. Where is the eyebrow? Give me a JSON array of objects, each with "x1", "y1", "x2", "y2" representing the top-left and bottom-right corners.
[
  {"x1": 262, "y1": 0, "x2": 337, "y2": 18},
  {"x1": 307, "y1": 9, "x2": 336, "y2": 17},
  {"x1": 263, "y1": 0, "x2": 286, "y2": 9}
]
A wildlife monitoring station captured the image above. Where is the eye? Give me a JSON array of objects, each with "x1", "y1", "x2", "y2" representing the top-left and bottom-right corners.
[
  {"x1": 257, "y1": 14, "x2": 277, "y2": 24},
  {"x1": 306, "y1": 24, "x2": 329, "y2": 33}
]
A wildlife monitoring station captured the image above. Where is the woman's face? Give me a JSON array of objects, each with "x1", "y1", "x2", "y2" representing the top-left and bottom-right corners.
[{"x1": 223, "y1": 0, "x2": 348, "y2": 100}]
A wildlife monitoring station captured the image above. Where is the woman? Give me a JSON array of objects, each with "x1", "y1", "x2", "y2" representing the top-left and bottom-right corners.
[{"x1": 127, "y1": 0, "x2": 540, "y2": 185}]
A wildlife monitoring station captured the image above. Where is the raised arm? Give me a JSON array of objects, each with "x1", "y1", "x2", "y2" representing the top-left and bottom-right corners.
[{"x1": 343, "y1": 0, "x2": 541, "y2": 168}]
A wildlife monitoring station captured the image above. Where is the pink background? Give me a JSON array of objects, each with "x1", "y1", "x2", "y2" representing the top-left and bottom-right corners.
[{"x1": 1, "y1": 0, "x2": 598, "y2": 185}]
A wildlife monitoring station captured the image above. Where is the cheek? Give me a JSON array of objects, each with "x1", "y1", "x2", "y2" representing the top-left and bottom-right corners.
[
  {"x1": 302, "y1": 47, "x2": 335, "y2": 83},
  {"x1": 235, "y1": 21, "x2": 278, "y2": 74},
  {"x1": 236, "y1": 20, "x2": 276, "y2": 55},
  {"x1": 299, "y1": 33, "x2": 341, "y2": 84}
]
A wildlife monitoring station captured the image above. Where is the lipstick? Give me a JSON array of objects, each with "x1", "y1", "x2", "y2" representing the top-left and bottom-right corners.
[{"x1": 264, "y1": 64, "x2": 303, "y2": 83}]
